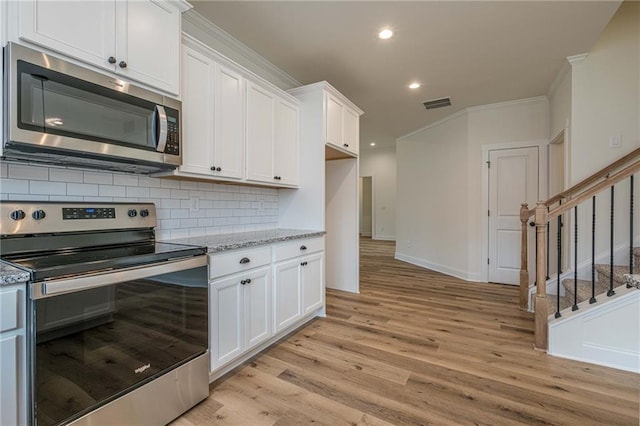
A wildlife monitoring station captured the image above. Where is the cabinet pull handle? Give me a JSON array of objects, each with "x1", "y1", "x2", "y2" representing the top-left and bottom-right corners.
[
  {"x1": 108, "y1": 56, "x2": 116, "y2": 64},
  {"x1": 119, "y1": 60, "x2": 128, "y2": 68},
  {"x1": 239, "y1": 257, "x2": 251, "y2": 264},
  {"x1": 300, "y1": 245, "x2": 307, "y2": 251}
]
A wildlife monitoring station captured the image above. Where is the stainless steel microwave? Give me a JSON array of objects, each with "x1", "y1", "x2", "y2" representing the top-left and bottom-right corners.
[{"x1": 2, "y1": 43, "x2": 182, "y2": 174}]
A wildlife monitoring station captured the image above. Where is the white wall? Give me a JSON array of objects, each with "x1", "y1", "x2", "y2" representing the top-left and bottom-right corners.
[
  {"x1": 571, "y1": 1, "x2": 639, "y2": 184},
  {"x1": 359, "y1": 145, "x2": 396, "y2": 240},
  {"x1": 396, "y1": 97, "x2": 549, "y2": 282},
  {"x1": 396, "y1": 113, "x2": 469, "y2": 280},
  {"x1": 0, "y1": 163, "x2": 279, "y2": 240}
]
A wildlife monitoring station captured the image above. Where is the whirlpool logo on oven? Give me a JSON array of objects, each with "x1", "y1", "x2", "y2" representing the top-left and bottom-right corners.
[{"x1": 134, "y1": 364, "x2": 151, "y2": 374}]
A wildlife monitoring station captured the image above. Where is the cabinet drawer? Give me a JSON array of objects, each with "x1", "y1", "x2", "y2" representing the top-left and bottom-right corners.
[
  {"x1": 0, "y1": 289, "x2": 20, "y2": 333},
  {"x1": 275, "y1": 237, "x2": 324, "y2": 262},
  {"x1": 209, "y1": 246, "x2": 272, "y2": 279}
]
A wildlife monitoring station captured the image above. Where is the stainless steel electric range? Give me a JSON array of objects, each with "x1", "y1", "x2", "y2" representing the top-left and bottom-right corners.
[{"x1": 0, "y1": 202, "x2": 209, "y2": 426}]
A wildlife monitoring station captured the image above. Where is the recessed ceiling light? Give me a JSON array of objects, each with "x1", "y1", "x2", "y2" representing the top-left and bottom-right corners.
[
  {"x1": 370, "y1": 142, "x2": 376, "y2": 146},
  {"x1": 409, "y1": 82, "x2": 421, "y2": 90},
  {"x1": 378, "y1": 29, "x2": 393, "y2": 40}
]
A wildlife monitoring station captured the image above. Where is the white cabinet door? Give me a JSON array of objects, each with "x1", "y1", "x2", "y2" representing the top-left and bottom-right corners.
[
  {"x1": 115, "y1": 0, "x2": 181, "y2": 94},
  {"x1": 246, "y1": 83, "x2": 275, "y2": 184},
  {"x1": 302, "y1": 252, "x2": 324, "y2": 315},
  {"x1": 273, "y1": 259, "x2": 302, "y2": 333},
  {"x1": 344, "y1": 107, "x2": 359, "y2": 156},
  {"x1": 18, "y1": 0, "x2": 116, "y2": 70},
  {"x1": 180, "y1": 46, "x2": 215, "y2": 175},
  {"x1": 210, "y1": 276, "x2": 243, "y2": 371},
  {"x1": 243, "y1": 267, "x2": 271, "y2": 350},
  {"x1": 0, "y1": 335, "x2": 19, "y2": 426},
  {"x1": 325, "y1": 93, "x2": 344, "y2": 149},
  {"x1": 214, "y1": 65, "x2": 245, "y2": 180},
  {"x1": 274, "y1": 100, "x2": 299, "y2": 187}
]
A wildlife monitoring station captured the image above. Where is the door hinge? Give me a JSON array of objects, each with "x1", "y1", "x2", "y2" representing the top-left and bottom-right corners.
[
  {"x1": 486, "y1": 161, "x2": 491, "y2": 168},
  {"x1": 487, "y1": 258, "x2": 490, "y2": 265},
  {"x1": 488, "y1": 210, "x2": 490, "y2": 217}
]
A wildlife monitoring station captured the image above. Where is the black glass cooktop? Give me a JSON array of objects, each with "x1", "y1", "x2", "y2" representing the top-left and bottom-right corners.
[{"x1": 4, "y1": 242, "x2": 206, "y2": 281}]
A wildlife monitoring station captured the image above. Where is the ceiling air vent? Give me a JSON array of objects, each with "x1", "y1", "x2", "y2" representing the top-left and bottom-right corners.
[{"x1": 423, "y1": 97, "x2": 451, "y2": 110}]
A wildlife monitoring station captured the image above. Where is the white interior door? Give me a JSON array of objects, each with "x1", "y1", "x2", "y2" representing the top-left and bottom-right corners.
[{"x1": 489, "y1": 147, "x2": 539, "y2": 285}]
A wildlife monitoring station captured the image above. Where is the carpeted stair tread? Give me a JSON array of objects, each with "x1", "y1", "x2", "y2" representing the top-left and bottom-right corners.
[
  {"x1": 595, "y1": 264, "x2": 631, "y2": 288},
  {"x1": 560, "y1": 278, "x2": 606, "y2": 305},
  {"x1": 547, "y1": 294, "x2": 572, "y2": 314}
]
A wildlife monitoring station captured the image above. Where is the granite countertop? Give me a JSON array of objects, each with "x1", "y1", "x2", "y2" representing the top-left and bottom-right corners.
[
  {"x1": 167, "y1": 228, "x2": 325, "y2": 253},
  {"x1": 0, "y1": 261, "x2": 30, "y2": 286}
]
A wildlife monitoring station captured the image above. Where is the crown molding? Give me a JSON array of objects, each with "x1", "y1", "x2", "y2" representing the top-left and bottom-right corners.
[
  {"x1": 547, "y1": 60, "x2": 571, "y2": 99},
  {"x1": 397, "y1": 109, "x2": 468, "y2": 142},
  {"x1": 288, "y1": 81, "x2": 364, "y2": 115},
  {"x1": 182, "y1": 10, "x2": 301, "y2": 90},
  {"x1": 567, "y1": 53, "x2": 589, "y2": 66},
  {"x1": 466, "y1": 96, "x2": 548, "y2": 113},
  {"x1": 397, "y1": 96, "x2": 549, "y2": 142}
]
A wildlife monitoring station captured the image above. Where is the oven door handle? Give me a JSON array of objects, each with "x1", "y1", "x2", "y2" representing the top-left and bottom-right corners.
[{"x1": 30, "y1": 256, "x2": 207, "y2": 300}]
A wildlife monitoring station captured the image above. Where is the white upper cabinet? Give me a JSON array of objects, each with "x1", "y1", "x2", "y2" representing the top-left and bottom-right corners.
[
  {"x1": 181, "y1": 46, "x2": 215, "y2": 175},
  {"x1": 325, "y1": 91, "x2": 360, "y2": 156},
  {"x1": 246, "y1": 82, "x2": 276, "y2": 184},
  {"x1": 214, "y1": 66, "x2": 245, "y2": 180},
  {"x1": 274, "y1": 100, "x2": 299, "y2": 186},
  {"x1": 16, "y1": 0, "x2": 190, "y2": 95},
  {"x1": 159, "y1": 36, "x2": 298, "y2": 188}
]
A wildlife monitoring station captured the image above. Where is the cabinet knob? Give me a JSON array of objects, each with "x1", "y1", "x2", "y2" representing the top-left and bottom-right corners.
[
  {"x1": 301, "y1": 261, "x2": 308, "y2": 266},
  {"x1": 343, "y1": 143, "x2": 349, "y2": 148},
  {"x1": 108, "y1": 56, "x2": 116, "y2": 64},
  {"x1": 119, "y1": 60, "x2": 127, "y2": 69},
  {"x1": 246, "y1": 278, "x2": 252, "y2": 284},
  {"x1": 274, "y1": 176, "x2": 281, "y2": 180},
  {"x1": 210, "y1": 166, "x2": 216, "y2": 171},
  {"x1": 300, "y1": 245, "x2": 307, "y2": 251},
  {"x1": 239, "y1": 257, "x2": 251, "y2": 264},
  {"x1": 216, "y1": 167, "x2": 222, "y2": 172},
  {"x1": 241, "y1": 279, "x2": 247, "y2": 285}
]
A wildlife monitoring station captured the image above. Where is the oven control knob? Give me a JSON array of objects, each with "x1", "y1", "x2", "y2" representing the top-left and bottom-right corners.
[
  {"x1": 32, "y1": 210, "x2": 46, "y2": 220},
  {"x1": 139, "y1": 209, "x2": 150, "y2": 218},
  {"x1": 127, "y1": 209, "x2": 138, "y2": 218},
  {"x1": 9, "y1": 210, "x2": 26, "y2": 221}
]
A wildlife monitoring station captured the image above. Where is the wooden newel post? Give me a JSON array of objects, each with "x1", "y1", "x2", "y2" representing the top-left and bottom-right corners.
[
  {"x1": 534, "y1": 201, "x2": 549, "y2": 351},
  {"x1": 519, "y1": 203, "x2": 530, "y2": 310}
]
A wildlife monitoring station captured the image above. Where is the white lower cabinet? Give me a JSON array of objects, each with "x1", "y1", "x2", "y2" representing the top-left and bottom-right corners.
[
  {"x1": 0, "y1": 286, "x2": 26, "y2": 426},
  {"x1": 210, "y1": 266, "x2": 271, "y2": 371},
  {"x1": 209, "y1": 237, "x2": 325, "y2": 375}
]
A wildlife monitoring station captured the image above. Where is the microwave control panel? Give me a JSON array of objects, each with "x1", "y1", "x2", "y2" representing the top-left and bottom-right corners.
[{"x1": 165, "y1": 116, "x2": 180, "y2": 156}]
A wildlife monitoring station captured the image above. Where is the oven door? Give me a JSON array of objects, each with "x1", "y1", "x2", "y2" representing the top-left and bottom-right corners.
[{"x1": 28, "y1": 256, "x2": 208, "y2": 426}]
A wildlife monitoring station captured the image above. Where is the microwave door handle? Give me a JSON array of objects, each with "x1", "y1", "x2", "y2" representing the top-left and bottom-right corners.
[{"x1": 155, "y1": 105, "x2": 168, "y2": 153}]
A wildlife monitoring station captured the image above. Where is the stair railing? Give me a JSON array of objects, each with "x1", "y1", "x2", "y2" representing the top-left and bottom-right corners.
[{"x1": 519, "y1": 146, "x2": 640, "y2": 350}]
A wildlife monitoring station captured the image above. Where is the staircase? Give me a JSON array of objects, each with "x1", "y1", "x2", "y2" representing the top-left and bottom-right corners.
[
  {"x1": 518, "y1": 146, "x2": 640, "y2": 372},
  {"x1": 547, "y1": 247, "x2": 640, "y2": 312}
]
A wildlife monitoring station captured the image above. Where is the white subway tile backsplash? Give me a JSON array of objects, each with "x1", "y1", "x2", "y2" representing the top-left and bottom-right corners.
[
  {"x1": 50, "y1": 168, "x2": 84, "y2": 183},
  {"x1": 84, "y1": 171, "x2": 113, "y2": 185},
  {"x1": 30, "y1": 181, "x2": 66, "y2": 195},
  {"x1": 0, "y1": 163, "x2": 279, "y2": 235},
  {"x1": 9, "y1": 164, "x2": 49, "y2": 181},
  {"x1": 99, "y1": 185, "x2": 126, "y2": 197},
  {"x1": 67, "y1": 183, "x2": 99, "y2": 196}
]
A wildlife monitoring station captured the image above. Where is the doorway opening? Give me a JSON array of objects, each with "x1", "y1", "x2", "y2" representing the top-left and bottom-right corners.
[{"x1": 359, "y1": 176, "x2": 373, "y2": 237}]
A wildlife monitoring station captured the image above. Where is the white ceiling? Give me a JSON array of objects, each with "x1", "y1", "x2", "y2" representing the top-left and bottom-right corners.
[{"x1": 191, "y1": 1, "x2": 621, "y2": 147}]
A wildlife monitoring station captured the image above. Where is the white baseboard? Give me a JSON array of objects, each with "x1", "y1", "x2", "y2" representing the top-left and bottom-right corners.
[
  {"x1": 373, "y1": 235, "x2": 395, "y2": 241},
  {"x1": 395, "y1": 252, "x2": 479, "y2": 282}
]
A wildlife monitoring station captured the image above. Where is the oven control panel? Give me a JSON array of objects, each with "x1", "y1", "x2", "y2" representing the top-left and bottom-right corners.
[
  {"x1": 0, "y1": 202, "x2": 157, "y2": 235},
  {"x1": 63, "y1": 208, "x2": 116, "y2": 220}
]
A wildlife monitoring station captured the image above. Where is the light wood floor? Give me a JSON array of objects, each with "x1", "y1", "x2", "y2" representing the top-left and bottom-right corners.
[{"x1": 173, "y1": 238, "x2": 639, "y2": 425}]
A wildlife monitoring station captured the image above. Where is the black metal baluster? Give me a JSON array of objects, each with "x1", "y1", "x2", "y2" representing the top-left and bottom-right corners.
[
  {"x1": 556, "y1": 214, "x2": 562, "y2": 318},
  {"x1": 629, "y1": 175, "x2": 634, "y2": 286},
  {"x1": 572, "y1": 206, "x2": 579, "y2": 311},
  {"x1": 590, "y1": 195, "x2": 597, "y2": 304},
  {"x1": 608, "y1": 186, "x2": 616, "y2": 297}
]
